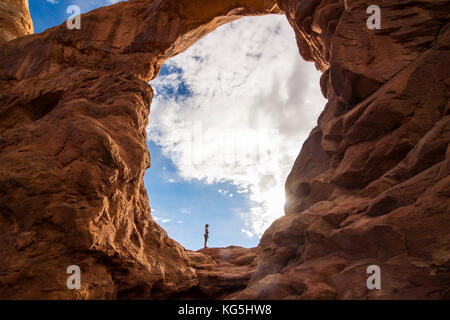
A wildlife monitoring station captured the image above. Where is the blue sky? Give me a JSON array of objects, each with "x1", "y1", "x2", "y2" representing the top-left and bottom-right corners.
[
  {"x1": 29, "y1": 1, "x2": 325, "y2": 250},
  {"x1": 145, "y1": 140, "x2": 259, "y2": 249},
  {"x1": 30, "y1": 0, "x2": 121, "y2": 33},
  {"x1": 145, "y1": 65, "x2": 259, "y2": 249}
]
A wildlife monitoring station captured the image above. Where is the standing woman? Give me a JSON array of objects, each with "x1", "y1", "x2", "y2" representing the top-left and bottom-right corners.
[{"x1": 204, "y1": 224, "x2": 209, "y2": 248}]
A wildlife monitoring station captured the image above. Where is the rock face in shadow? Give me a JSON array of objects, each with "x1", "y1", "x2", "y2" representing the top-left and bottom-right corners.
[
  {"x1": 243, "y1": 0, "x2": 450, "y2": 300},
  {"x1": 0, "y1": 0, "x2": 448, "y2": 299}
]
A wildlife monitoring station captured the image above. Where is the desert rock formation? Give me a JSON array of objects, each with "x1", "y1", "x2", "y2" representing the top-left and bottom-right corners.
[
  {"x1": 0, "y1": 0, "x2": 33, "y2": 44},
  {"x1": 0, "y1": 0, "x2": 448, "y2": 299},
  {"x1": 183, "y1": 247, "x2": 259, "y2": 299}
]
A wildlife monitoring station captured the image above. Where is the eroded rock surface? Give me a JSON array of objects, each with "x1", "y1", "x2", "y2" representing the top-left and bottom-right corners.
[
  {"x1": 0, "y1": 0, "x2": 278, "y2": 300},
  {"x1": 0, "y1": 0, "x2": 449, "y2": 299},
  {"x1": 0, "y1": 0, "x2": 33, "y2": 44},
  {"x1": 176, "y1": 246, "x2": 258, "y2": 299},
  {"x1": 245, "y1": 0, "x2": 450, "y2": 300}
]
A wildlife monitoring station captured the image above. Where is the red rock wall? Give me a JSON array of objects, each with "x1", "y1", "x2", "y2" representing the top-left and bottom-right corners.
[
  {"x1": 240, "y1": 0, "x2": 450, "y2": 299},
  {"x1": 0, "y1": 0, "x2": 448, "y2": 299},
  {"x1": 0, "y1": 0, "x2": 279, "y2": 300}
]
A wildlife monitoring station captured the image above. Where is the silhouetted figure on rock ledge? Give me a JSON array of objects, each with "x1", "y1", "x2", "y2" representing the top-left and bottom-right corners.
[{"x1": 204, "y1": 224, "x2": 209, "y2": 249}]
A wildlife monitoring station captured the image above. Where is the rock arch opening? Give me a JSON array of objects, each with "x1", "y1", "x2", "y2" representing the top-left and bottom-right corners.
[{"x1": 145, "y1": 14, "x2": 325, "y2": 250}]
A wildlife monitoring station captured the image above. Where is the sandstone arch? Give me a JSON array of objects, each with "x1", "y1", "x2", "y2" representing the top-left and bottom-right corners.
[{"x1": 0, "y1": 0, "x2": 449, "y2": 299}]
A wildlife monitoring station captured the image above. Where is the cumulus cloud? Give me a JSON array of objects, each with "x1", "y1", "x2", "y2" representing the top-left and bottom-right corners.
[
  {"x1": 148, "y1": 16, "x2": 326, "y2": 237},
  {"x1": 241, "y1": 229, "x2": 255, "y2": 238}
]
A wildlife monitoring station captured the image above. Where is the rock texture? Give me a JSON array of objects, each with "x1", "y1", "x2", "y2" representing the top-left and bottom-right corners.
[
  {"x1": 0, "y1": 0, "x2": 279, "y2": 300},
  {"x1": 179, "y1": 247, "x2": 258, "y2": 299},
  {"x1": 242, "y1": 0, "x2": 450, "y2": 300},
  {"x1": 0, "y1": 0, "x2": 33, "y2": 44},
  {"x1": 0, "y1": 0, "x2": 449, "y2": 299}
]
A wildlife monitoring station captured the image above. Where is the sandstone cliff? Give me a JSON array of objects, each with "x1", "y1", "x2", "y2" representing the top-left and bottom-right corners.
[
  {"x1": 0, "y1": 0, "x2": 448, "y2": 299},
  {"x1": 0, "y1": 0, "x2": 33, "y2": 44}
]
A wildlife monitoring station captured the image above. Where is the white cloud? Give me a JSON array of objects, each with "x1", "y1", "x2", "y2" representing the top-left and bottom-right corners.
[
  {"x1": 241, "y1": 229, "x2": 255, "y2": 238},
  {"x1": 180, "y1": 208, "x2": 190, "y2": 214},
  {"x1": 46, "y1": 0, "x2": 58, "y2": 4},
  {"x1": 218, "y1": 189, "x2": 230, "y2": 196},
  {"x1": 148, "y1": 16, "x2": 326, "y2": 237},
  {"x1": 153, "y1": 216, "x2": 171, "y2": 224}
]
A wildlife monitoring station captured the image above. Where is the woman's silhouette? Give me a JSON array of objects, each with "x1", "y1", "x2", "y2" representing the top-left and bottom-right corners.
[{"x1": 204, "y1": 224, "x2": 209, "y2": 248}]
